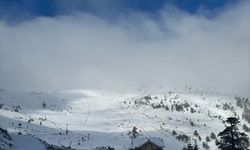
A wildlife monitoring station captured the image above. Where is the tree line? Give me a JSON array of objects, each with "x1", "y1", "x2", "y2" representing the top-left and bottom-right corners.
[{"x1": 183, "y1": 117, "x2": 249, "y2": 150}]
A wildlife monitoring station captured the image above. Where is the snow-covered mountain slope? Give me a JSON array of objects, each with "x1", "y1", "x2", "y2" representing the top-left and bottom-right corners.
[
  {"x1": 10, "y1": 134, "x2": 45, "y2": 150},
  {"x1": 0, "y1": 127, "x2": 12, "y2": 150},
  {"x1": 1, "y1": 126, "x2": 45, "y2": 150},
  {"x1": 0, "y1": 88, "x2": 249, "y2": 150},
  {"x1": 0, "y1": 126, "x2": 74, "y2": 150}
]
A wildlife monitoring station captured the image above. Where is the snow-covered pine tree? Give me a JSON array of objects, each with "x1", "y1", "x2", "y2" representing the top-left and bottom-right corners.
[{"x1": 217, "y1": 117, "x2": 249, "y2": 150}]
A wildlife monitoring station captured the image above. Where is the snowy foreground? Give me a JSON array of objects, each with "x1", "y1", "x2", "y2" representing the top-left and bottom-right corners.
[{"x1": 0, "y1": 88, "x2": 249, "y2": 150}]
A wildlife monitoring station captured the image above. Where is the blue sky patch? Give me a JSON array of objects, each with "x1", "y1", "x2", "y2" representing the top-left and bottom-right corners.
[{"x1": 0, "y1": 0, "x2": 238, "y2": 22}]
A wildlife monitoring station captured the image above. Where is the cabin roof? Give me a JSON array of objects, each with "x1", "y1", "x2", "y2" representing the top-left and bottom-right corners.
[{"x1": 133, "y1": 137, "x2": 164, "y2": 148}]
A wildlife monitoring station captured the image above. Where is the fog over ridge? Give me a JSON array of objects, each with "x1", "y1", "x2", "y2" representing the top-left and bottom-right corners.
[{"x1": 0, "y1": 1, "x2": 249, "y2": 97}]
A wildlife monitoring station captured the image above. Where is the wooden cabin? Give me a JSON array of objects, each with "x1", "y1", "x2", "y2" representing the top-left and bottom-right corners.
[{"x1": 130, "y1": 137, "x2": 164, "y2": 150}]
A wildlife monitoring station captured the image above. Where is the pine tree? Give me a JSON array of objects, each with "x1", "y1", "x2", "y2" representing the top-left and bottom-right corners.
[
  {"x1": 194, "y1": 139, "x2": 199, "y2": 150},
  {"x1": 206, "y1": 136, "x2": 211, "y2": 142},
  {"x1": 128, "y1": 127, "x2": 139, "y2": 148},
  {"x1": 202, "y1": 142, "x2": 209, "y2": 149},
  {"x1": 131, "y1": 127, "x2": 139, "y2": 138},
  {"x1": 172, "y1": 130, "x2": 177, "y2": 136},
  {"x1": 217, "y1": 117, "x2": 249, "y2": 150},
  {"x1": 210, "y1": 132, "x2": 216, "y2": 139},
  {"x1": 183, "y1": 140, "x2": 199, "y2": 150},
  {"x1": 193, "y1": 130, "x2": 199, "y2": 137},
  {"x1": 183, "y1": 143, "x2": 193, "y2": 150}
]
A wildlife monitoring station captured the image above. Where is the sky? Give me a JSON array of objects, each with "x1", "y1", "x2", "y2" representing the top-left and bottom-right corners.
[{"x1": 0, "y1": 0, "x2": 249, "y2": 97}]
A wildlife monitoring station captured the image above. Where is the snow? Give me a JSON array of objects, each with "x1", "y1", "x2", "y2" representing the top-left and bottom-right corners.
[
  {"x1": 0, "y1": 89, "x2": 249, "y2": 150},
  {"x1": 11, "y1": 135, "x2": 45, "y2": 150}
]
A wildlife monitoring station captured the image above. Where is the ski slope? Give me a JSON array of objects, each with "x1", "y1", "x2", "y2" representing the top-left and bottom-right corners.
[{"x1": 0, "y1": 88, "x2": 249, "y2": 149}]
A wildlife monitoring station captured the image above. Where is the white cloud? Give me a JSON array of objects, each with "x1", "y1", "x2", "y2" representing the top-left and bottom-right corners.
[{"x1": 0, "y1": 2, "x2": 249, "y2": 96}]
